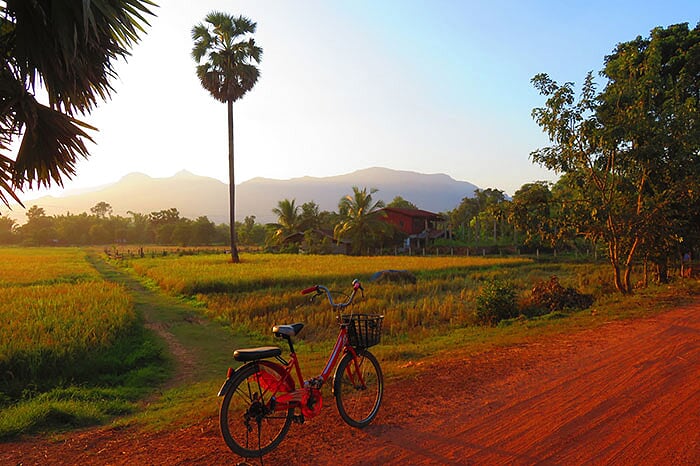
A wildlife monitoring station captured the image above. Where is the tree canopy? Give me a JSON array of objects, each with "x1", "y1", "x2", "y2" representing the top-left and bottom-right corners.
[
  {"x1": 531, "y1": 22, "x2": 700, "y2": 293},
  {"x1": 0, "y1": 0, "x2": 156, "y2": 206},
  {"x1": 335, "y1": 187, "x2": 389, "y2": 255}
]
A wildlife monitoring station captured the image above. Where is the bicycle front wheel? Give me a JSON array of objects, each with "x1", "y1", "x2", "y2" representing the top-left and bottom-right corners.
[
  {"x1": 219, "y1": 362, "x2": 294, "y2": 458},
  {"x1": 333, "y1": 349, "x2": 383, "y2": 428}
]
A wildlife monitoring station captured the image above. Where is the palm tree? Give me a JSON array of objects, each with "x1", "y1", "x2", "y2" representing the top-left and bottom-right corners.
[
  {"x1": 191, "y1": 12, "x2": 262, "y2": 263},
  {"x1": 271, "y1": 198, "x2": 303, "y2": 244},
  {"x1": 334, "y1": 186, "x2": 389, "y2": 255},
  {"x1": 0, "y1": 0, "x2": 156, "y2": 207}
]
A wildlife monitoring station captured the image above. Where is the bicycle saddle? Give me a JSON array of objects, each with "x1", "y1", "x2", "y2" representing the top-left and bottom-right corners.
[
  {"x1": 272, "y1": 323, "x2": 304, "y2": 337},
  {"x1": 233, "y1": 346, "x2": 282, "y2": 362}
]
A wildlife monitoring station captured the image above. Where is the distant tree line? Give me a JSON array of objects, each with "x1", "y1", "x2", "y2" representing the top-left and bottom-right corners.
[{"x1": 0, "y1": 205, "x2": 226, "y2": 247}]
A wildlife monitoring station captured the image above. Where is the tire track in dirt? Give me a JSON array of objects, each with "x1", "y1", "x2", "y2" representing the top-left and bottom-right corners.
[{"x1": 339, "y1": 303, "x2": 700, "y2": 466}]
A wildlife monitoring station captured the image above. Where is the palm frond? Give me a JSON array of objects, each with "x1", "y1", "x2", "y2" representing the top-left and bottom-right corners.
[
  {"x1": 14, "y1": 96, "x2": 95, "y2": 189},
  {"x1": 0, "y1": 153, "x2": 23, "y2": 207},
  {"x1": 191, "y1": 11, "x2": 262, "y2": 103},
  {"x1": 5, "y1": 0, "x2": 156, "y2": 114}
]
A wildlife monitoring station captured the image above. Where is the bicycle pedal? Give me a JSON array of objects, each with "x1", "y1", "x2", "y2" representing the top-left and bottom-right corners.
[{"x1": 292, "y1": 414, "x2": 305, "y2": 424}]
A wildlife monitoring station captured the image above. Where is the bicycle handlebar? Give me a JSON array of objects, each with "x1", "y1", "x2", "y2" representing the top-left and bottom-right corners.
[
  {"x1": 300, "y1": 280, "x2": 363, "y2": 308},
  {"x1": 301, "y1": 286, "x2": 318, "y2": 295}
]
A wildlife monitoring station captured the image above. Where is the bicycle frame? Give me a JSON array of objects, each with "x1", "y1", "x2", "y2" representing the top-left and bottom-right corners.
[{"x1": 259, "y1": 322, "x2": 366, "y2": 414}]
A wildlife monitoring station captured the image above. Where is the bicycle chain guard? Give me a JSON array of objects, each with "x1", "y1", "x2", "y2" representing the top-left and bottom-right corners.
[{"x1": 301, "y1": 387, "x2": 323, "y2": 418}]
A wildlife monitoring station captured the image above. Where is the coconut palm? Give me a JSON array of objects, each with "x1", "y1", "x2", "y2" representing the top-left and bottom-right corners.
[
  {"x1": 271, "y1": 198, "x2": 303, "y2": 244},
  {"x1": 334, "y1": 186, "x2": 390, "y2": 255},
  {"x1": 191, "y1": 12, "x2": 262, "y2": 263},
  {"x1": 0, "y1": 0, "x2": 155, "y2": 206}
]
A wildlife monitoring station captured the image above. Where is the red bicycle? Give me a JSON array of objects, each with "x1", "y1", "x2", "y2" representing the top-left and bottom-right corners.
[{"x1": 218, "y1": 279, "x2": 384, "y2": 458}]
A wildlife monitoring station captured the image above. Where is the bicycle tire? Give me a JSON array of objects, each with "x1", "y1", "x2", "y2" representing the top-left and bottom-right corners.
[
  {"x1": 333, "y1": 349, "x2": 383, "y2": 428},
  {"x1": 219, "y1": 361, "x2": 294, "y2": 458}
]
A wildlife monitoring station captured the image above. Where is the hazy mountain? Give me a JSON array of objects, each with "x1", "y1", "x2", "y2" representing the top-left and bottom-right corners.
[{"x1": 7, "y1": 167, "x2": 479, "y2": 224}]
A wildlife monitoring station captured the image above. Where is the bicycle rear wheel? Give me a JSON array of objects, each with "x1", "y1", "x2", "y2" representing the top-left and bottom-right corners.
[
  {"x1": 220, "y1": 362, "x2": 294, "y2": 458},
  {"x1": 333, "y1": 349, "x2": 383, "y2": 428}
]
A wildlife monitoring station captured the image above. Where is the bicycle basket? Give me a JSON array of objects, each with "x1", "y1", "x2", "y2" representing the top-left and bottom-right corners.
[{"x1": 341, "y1": 314, "x2": 384, "y2": 348}]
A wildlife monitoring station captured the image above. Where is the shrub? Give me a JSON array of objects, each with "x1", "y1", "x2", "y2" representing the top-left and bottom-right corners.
[
  {"x1": 524, "y1": 276, "x2": 594, "y2": 316},
  {"x1": 475, "y1": 280, "x2": 518, "y2": 325}
]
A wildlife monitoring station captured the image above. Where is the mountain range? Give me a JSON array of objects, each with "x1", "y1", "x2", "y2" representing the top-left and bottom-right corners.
[{"x1": 7, "y1": 167, "x2": 479, "y2": 224}]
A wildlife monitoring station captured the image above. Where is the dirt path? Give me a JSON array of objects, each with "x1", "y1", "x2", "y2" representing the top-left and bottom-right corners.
[{"x1": 2, "y1": 300, "x2": 699, "y2": 465}]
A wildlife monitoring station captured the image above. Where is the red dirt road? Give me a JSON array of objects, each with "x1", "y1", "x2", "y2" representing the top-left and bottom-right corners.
[{"x1": 3, "y1": 302, "x2": 699, "y2": 465}]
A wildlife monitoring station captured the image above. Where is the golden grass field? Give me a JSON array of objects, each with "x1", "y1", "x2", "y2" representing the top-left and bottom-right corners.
[{"x1": 0, "y1": 248, "x2": 133, "y2": 374}]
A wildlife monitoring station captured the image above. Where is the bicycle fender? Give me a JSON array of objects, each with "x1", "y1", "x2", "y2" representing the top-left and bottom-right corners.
[
  {"x1": 217, "y1": 378, "x2": 233, "y2": 397},
  {"x1": 217, "y1": 361, "x2": 294, "y2": 397}
]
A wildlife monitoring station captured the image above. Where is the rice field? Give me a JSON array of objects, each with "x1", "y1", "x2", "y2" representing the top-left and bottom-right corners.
[
  {"x1": 0, "y1": 282, "x2": 133, "y2": 364},
  {"x1": 121, "y1": 252, "x2": 607, "y2": 344},
  {"x1": 0, "y1": 247, "x2": 101, "y2": 286},
  {"x1": 127, "y1": 253, "x2": 532, "y2": 295},
  {"x1": 0, "y1": 247, "x2": 136, "y2": 397}
]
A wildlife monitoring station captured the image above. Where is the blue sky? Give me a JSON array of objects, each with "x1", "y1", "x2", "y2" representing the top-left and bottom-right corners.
[{"x1": 16, "y1": 0, "x2": 700, "y2": 207}]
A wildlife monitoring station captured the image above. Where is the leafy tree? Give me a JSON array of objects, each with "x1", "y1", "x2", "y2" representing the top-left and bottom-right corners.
[
  {"x1": 0, "y1": 0, "x2": 155, "y2": 206},
  {"x1": 0, "y1": 216, "x2": 16, "y2": 244},
  {"x1": 20, "y1": 205, "x2": 55, "y2": 245},
  {"x1": 107, "y1": 215, "x2": 131, "y2": 244},
  {"x1": 509, "y1": 182, "x2": 553, "y2": 249},
  {"x1": 237, "y1": 215, "x2": 266, "y2": 246},
  {"x1": 148, "y1": 208, "x2": 180, "y2": 244},
  {"x1": 335, "y1": 187, "x2": 389, "y2": 255},
  {"x1": 127, "y1": 210, "x2": 151, "y2": 243},
  {"x1": 171, "y1": 219, "x2": 193, "y2": 246},
  {"x1": 531, "y1": 23, "x2": 700, "y2": 292},
  {"x1": 449, "y1": 196, "x2": 481, "y2": 242},
  {"x1": 532, "y1": 71, "x2": 637, "y2": 292},
  {"x1": 192, "y1": 216, "x2": 217, "y2": 245},
  {"x1": 598, "y1": 23, "x2": 700, "y2": 283},
  {"x1": 478, "y1": 189, "x2": 508, "y2": 242},
  {"x1": 89, "y1": 224, "x2": 111, "y2": 244},
  {"x1": 192, "y1": 12, "x2": 262, "y2": 263},
  {"x1": 387, "y1": 196, "x2": 418, "y2": 210},
  {"x1": 148, "y1": 208, "x2": 180, "y2": 226},
  {"x1": 90, "y1": 201, "x2": 113, "y2": 218},
  {"x1": 300, "y1": 201, "x2": 322, "y2": 231},
  {"x1": 271, "y1": 198, "x2": 303, "y2": 245},
  {"x1": 54, "y1": 212, "x2": 92, "y2": 244},
  {"x1": 550, "y1": 173, "x2": 600, "y2": 254},
  {"x1": 449, "y1": 188, "x2": 508, "y2": 243}
]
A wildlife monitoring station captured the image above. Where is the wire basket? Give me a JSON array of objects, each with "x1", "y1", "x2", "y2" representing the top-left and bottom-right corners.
[{"x1": 341, "y1": 314, "x2": 384, "y2": 348}]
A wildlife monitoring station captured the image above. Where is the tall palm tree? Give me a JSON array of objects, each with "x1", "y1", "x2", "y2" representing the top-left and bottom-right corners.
[
  {"x1": 334, "y1": 186, "x2": 389, "y2": 255},
  {"x1": 0, "y1": 0, "x2": 156, "y2": 206},
  {"x1": 191, "y1": 12, "x2": 262, "y2": 263},
  {"x1": 271, "y1": 198, "x2": 303, "y2": 244}
]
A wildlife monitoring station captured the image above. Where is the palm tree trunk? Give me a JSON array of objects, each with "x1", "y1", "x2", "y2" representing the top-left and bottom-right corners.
[{"x1": 228, "y1": 99, "x2": 240, "y2": 263}]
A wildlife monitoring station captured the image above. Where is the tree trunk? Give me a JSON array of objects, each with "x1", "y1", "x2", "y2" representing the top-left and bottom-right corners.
[
  {"x1": 654, "y1": 259, "x2": 669, "y2": 284},
  {"x1": 623, "y1": 264, "x2": 633, "y2": 293},
  {"x1": 227, "y1": 99, "x2": 240, "y2": 263},
  {"x1": 612, "y1": 263, "x2": 625, "y2": 293},
  {"x1": 609, "y1": 241, "x2": 626, "y2": 293}
]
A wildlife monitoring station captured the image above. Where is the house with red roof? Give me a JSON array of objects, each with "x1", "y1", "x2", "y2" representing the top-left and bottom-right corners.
[{"x1": 378, "y1": 207, "x2": 447, "y2": 250}]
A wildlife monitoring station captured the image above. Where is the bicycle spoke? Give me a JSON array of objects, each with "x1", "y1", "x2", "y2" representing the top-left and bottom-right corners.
[{"x1": 220, "y1": 364, "x2": 293, "y2": 458}]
